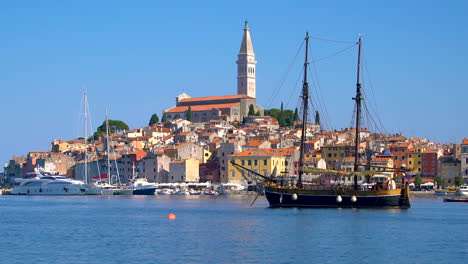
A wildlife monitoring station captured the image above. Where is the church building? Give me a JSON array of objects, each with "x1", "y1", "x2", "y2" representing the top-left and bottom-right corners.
[{"x1": 164, "y1": 22, "x2": 263, "y2": 123}]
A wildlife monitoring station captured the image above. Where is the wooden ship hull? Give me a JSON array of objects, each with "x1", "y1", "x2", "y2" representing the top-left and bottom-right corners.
[{"x1": 264, "y1": 185, "x2": 411, "y2": 208}]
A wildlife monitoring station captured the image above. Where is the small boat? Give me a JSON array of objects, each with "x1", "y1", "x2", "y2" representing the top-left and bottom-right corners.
[
  {"x1": 189, "y1": 189, "x2": 202, "y2": 195},
  {"x1": 173, "y1": 189, "x2": 190, "y2": 195},
  {"x1": 435, "y1": 186, "x2": 459, "y2": 195},
  {"x1": 456, "y1": 185, "x2": 468, "y2": 196},
  {"x1": 130, "y1": 178, "x2": 157, "y2": 195},
  {"x1": 202, "y1": 189, "x2": 217, "y2": 195},
  {"x1": 444, "y1": 198, "x2": 468, "y2": 202},
  {"x1": 157, "y1": 189, "x2": 173, "y2": 195}
]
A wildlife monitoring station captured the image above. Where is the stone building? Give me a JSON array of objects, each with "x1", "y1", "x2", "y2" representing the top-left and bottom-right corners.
[{"x1": 169, "y1": 158, "x2": 200, "y2": 183}]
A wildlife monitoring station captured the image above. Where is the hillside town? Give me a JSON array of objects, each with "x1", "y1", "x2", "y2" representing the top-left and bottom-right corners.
[{"x1": 1, "y1": 22, "x2": 467, "y2": 190}]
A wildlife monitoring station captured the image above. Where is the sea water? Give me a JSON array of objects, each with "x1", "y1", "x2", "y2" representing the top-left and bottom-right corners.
[{"x1": 0, "y1": 195, "x2": 466, "y2": 264}]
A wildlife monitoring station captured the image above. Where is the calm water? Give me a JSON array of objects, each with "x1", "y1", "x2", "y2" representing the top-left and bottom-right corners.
[{"x1": 0, "y1": 194, "x2": 466, "y2": 264}]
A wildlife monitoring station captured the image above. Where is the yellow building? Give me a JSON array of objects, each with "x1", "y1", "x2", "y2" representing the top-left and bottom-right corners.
[
  {"x1": 227, "y1": 148, "x2": 296, "y2": 184},
  {"x1": 370, "y1": 156, "x2": 394, "y2": 171},
  {"x1": 407, "y1": 146, "x2": 425, "y2": 175},
  {"x1": 321, "y1": 142, "x2": 365, "y2": 170}
]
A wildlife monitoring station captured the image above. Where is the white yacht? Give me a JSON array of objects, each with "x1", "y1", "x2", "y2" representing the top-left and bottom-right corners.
[
  {"x1": 11, "y1": 175, "x2": 95, "y2": 195},
  {"x1": 456, "y1": 185, "x2": 468, "y2": 196}
]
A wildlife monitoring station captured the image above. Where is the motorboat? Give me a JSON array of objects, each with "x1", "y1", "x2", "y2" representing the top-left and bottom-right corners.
[
  {"x1": 173, "y1": 189, "x2": 190, "y2": 195},
  {"x1": 456, "y1": 185, "x2": 468, "y2": 196},
  {"x1": 130, "y1": 178, "x2": 157, "y2": 195},
  {"x1": 189, "y1": 189, "x2": 202, "y2": 195},
  {"x1": 202, "y1": 188, "x2": 217, "y2": 195},
  {"x1": 157, "y1": 189, "x2": 173, "y2": 195},
  {"x1": 11, "y1": 175, "x2": 95, "y2": 195},
  {"x1": 435, "y1": 186, "x2": 459, "y2": 195},
  {"x1": 444, "y1": 198, "x2": 468, "y2": 202}
]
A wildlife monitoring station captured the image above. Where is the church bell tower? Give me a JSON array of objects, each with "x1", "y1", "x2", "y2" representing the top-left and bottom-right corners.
[{"x1": 237, "y1": 20, "x2": 257, "y2": 98}]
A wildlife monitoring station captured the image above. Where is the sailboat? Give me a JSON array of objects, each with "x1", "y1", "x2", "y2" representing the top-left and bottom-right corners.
[
  {"x1": 232, "y1": 33, "x2": 411, "y2": 208},
  {"x1": 80, "y1": 88, "x2": 102, "y2": 195},
  {"x1": 99, "y1": 109, "x2": 133, "y2": 195}
]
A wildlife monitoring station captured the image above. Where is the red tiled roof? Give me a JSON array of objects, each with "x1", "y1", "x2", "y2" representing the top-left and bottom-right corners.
[
  {"x1": 179, "y1": 94, "x2": 253, "y2": 103},
  {"x1": 166, "y1": 103, "x2": 240, "y2": 113},
  {"x1": 462, "y1": 138, "x2": 468, "y2": 145},
  {"x1": 371, "y1": 157, "x2": 393, "y2": 162},
  {"x1": 231, "y1": 148, "x2": 296, "y2": 157}
]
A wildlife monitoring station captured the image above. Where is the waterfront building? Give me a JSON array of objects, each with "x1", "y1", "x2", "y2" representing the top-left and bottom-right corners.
[
  {"x1": 389, "y1": 142, "x2": 414, "y2": 168},
  {"x1": 460, "y1": 139, "x2": 468, "y2": 183},
  {"x1": 407, "y1": 150, "x2": 423, "y2": 175},
  {"x1": 169, "y1": 158, "x2": 200, "y2": 183},
  {"x1": 164, "y1": 142, "x2": 204, "y2": 161},
  {"x1": 227, "y1": 148, "x2": 298, "y2": 185},
  {"x1": 2, "y1": 157, "x2": 26, "y2": 187},
  {"x1": 137, "y1": 153, "x2": 171, "y2": 183},
  {"x1": 199, "y1": 158, "x2": 220, "y2": 183},
  {"x1": 117, "y1": 151, "x2": 148, "y2": 183},
  {"x1": 219, "y1": 141, "x2": 243, "y2": 183},
  {"x1": 438, "y1": 156, "x2": 461, "y2": 186},
  {"x1": 370, "y1": 156, "x2": 394, "y2": 171},
  {"x1": 164, "y1": 22, "x2": 263, "y2": 123},
  {"x1": 321, "y1": 142, "x2": 365, "y2": 170},
  {"x1": 421, "y1": 149, "x2": 439, "y2": 177}
]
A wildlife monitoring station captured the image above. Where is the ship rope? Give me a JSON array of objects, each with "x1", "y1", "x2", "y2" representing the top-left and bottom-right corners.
[{"x1": 265, "y1": 40, "x2": 305, "y2": 109}]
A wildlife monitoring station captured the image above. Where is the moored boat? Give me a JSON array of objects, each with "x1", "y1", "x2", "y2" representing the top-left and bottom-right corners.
[
  {"x1": 456, "y1": 185, "x2": 468, "y2": 196},
  {"x1": 444, "y1": 197, "x2": 468, "y2": 202},
  {"x1": 11, "y1": 175, "x2": 95, "y2": 195}
]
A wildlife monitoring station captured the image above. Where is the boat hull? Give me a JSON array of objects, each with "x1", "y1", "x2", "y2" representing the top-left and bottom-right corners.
[
  {"x1": 444, "y1": 198, "x2": 468, "y2": 202},
  {"x1": 264, "y1": 187, "x2": 410, "y2": 208},
  {"x1": 133, "y1": 188, "x2": 156, "y2": 195},
  {"x1": 11, "y1": 184, "x2": 89, "y2": 195}
]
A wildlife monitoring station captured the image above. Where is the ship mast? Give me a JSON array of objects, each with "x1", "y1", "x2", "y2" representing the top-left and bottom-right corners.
[
  {"x1": 297, "y1": 32, "x2": 310, "y2": 188},
  {"x1": 84, "y1": 88, "x2": 88, "y2": 184},
  {"x1": 105, "y1": 108, "x2": 111, "y2": 185},
  {"x1": 352, "y1": 35, "x2": 363, "y2": 189}
]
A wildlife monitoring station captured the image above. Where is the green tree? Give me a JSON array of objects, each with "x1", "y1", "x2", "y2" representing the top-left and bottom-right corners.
[
  {"x1": 278, "y1": 102, "x2": 286, "y2": 127},
  {"x1": 248, "y1": 104, "x2": 256, "y2": 116},
  {"x1": 454, "y1": 176, "x2": 464, "y2": 186},
  {"x1": 161, "y1": 112, "x2": 167, "y2": 122},
  {"x1": 149, "y1": 114, "x2": 159, "y2": 126},
  {"x1": 315, "y1": 111, "x2": 320, "y2": 125},
  {"x1": 434, "y1": 176, "x2": 444, "y2": 188},
  {"x1": 293, "y1": 108, "x2": 299, "y2": 121},
  {"x1": 414, "y1": 175, "x2": 423, "y2": 187},
  {"x1": 90, "y1": 119, "x2": 129, "y2": 140},
  {"x1": 185, "y1": 106, "x2": 192, "y2": 121}
]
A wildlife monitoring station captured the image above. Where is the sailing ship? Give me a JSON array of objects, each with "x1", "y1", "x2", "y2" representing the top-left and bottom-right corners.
[{"x1": 232, "y1": 33, "x2": 411, "y2": 208}]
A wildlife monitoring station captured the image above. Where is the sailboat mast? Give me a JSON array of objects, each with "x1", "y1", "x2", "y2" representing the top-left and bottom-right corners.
[
  {"x1": 298, "y1": 32, "x2": 310, "y2": 188},
  {"x1": 84, "y1": 88, "x2": 88, "y2": 184},
  {"x1": 106, "y1": 108, "x2": 111, "y2": 185},
  {"x1": 353, "y1": 36, "x2": 363, "y2": 188}
]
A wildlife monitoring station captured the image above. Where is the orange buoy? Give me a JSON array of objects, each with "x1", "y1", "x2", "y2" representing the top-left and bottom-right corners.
[{"x1": 167, "y1": 213, "x2": 176, "y2": 220}]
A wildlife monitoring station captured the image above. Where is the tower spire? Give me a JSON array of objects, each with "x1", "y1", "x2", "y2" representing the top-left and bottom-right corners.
[{"x1": 237, "y1": 21, "x2": 257, "y2": 98}]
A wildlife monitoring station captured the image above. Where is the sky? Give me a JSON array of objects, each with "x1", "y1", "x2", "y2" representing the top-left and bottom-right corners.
[{"x1": 1, "y1": 0, "x2": 467, "y2": 170}]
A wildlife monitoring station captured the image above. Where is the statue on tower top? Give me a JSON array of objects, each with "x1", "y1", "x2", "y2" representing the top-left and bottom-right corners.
[{"x1": 244, "y1": 20, "x2": 249, "y2": 29}]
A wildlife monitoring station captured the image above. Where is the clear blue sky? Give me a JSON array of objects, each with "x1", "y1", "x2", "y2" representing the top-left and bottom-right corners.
[{"x1": 1, "y1": 0, "x2": 467, "y2": 170}]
